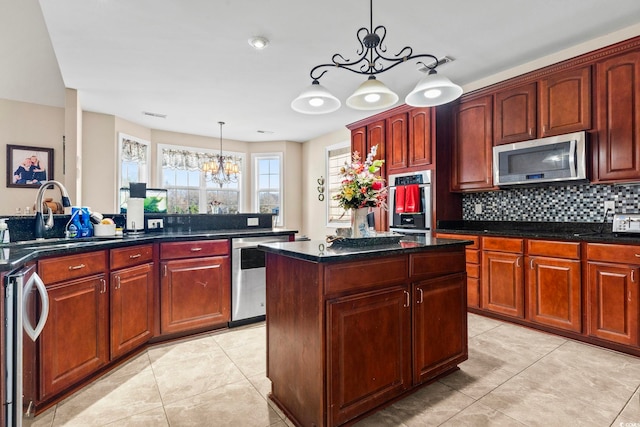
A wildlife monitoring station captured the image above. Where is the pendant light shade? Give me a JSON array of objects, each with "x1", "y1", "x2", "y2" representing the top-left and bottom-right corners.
[
  {"x1": 346, "y1": 76, "x2": 399, "y2": 111},
  {"x1": 291, "y1": 80, "x2": 341, "y2": 114},
  {"x1": 405, "y1": 70, "x2": 463, "y2": 107}
]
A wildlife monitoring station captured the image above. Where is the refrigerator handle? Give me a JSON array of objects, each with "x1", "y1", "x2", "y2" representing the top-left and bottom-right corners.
[{"x1": 22, "y1": 272, "x2": 49, "y2": 341}]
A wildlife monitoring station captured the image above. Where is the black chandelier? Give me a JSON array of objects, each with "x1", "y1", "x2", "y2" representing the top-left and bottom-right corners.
[{"x1": 291, "y1": 0, "x2": 462, "y2": 114}]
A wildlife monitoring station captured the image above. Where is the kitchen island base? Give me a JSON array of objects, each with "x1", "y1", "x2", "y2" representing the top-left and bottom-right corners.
[{"x1": 262, "y1": 239, "x2": 469, "y2": 427}]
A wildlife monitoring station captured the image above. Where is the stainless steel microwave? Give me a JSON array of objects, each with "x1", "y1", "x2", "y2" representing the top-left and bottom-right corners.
[{"x1": 493, "y1": 131, "x2": 587, "y2": 187}]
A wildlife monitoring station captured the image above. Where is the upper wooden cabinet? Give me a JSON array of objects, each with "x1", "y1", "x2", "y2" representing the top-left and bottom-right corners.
[
  {"x1": 494, "y1": 83, "x2": 537, "y2": 145},
  {"x1": 386, "y1": 107, "x2": 434, "y2": 173},
  {"x1": 451, "y1": 95, "x2": 494, "y2": 191},
  {"x1": 594, "y1": 50, "x2": 640, "y2": 183},
  {"x1": 538, "y1": 65, "x2": 592, "y2": 137}
]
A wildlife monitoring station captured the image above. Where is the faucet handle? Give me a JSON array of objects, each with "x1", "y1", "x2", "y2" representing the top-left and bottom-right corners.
[{"x1": 44, "y1": 206, "x2": 54, "y2": 230}]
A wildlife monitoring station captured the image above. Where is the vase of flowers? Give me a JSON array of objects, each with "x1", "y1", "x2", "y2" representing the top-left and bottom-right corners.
[{"x1": 333, "y1": 145, "x2": 387, "y2": 238}]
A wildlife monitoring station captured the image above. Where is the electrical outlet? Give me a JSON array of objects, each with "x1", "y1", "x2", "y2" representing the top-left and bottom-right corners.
[
  {"x1": 147, "y1": 218, "x2": 164, "y2": 229},
  {"x1": 247, "y1": 217, "x2": 259, "y2": 226},
  {"x1": 604, "y1": 201, "x2": 615, "y2": 217},
  {"x1": 474, "y1": 203, "x2": 483, "y2": 214}
]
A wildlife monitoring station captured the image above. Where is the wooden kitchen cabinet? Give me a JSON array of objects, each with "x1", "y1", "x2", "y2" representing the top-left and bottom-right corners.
[
  {"x1": 494, "y1": 82, "x2": 537, "y2": 145},
  {"x1": 385, "y1": 107, "x2": 434, "y2": 173},
  {"x1": 451, "y1": 95, "x2": 494, "y2": 191},
  {"x1": 349, "y1": 118, "x2": 387, "y2": 231},
  {"x1": 37, "y1": 251, "x2": 109, "y2": 401},
  {"x1": 586, "y1": 243, "x2": 640, "y2": 346},
  {"x1": 594, "y1": 50, "x2": 640, "y2": 182},
  {"x1": 482, "y1": 237, "x2": 525, "y2": 318},
  {"x1": 526, "y1": 240, "x2": 582, "y2": 332},
  {"x1": 109, "y1": 244, "x2": 154, "y2": 359},
  {"x1": 413, "y1": 272, "x2": 467, "y2": 384},
  {"x1": 538, "y1": 65, "x2": 592, "y2": 137},
  {"x1": 436, "y1": 233, "x2": 481, "y2": 308},
  {"x1": 160, "y1": 240, "x2": 230, "y2": 334},
  {"x1": 328, "y1": 285, "x2": 411, "y2": 425}
]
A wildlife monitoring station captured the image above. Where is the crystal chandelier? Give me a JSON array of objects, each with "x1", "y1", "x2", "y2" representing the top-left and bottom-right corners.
[
  {"x1": 291, "y1": 0, "x2": 462, "y2": 114},
  {"x1": 202, "y1": 121, "x2": 240, "y2": 187}
]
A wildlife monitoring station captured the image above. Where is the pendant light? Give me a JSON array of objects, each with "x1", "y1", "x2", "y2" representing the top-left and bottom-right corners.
[
  {"x1": 202, "y1": 121, "x2": 240, "y2": 187},
  {"x1": 291, "y1": 0, "x2": 462, "y2": 114}
]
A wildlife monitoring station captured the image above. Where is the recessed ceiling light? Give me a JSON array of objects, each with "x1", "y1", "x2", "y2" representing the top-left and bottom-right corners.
[
  {"x1": 248, "y1": 36, "x2": 269, "y2": 50},
  {"x1": 257, "y1": 130, "x2": 274, "y2": 134}
]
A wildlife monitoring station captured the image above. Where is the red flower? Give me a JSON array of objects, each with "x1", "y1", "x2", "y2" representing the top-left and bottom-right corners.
[{"x1": 371, "y1": 181, "x2": 382, "y2": 191}]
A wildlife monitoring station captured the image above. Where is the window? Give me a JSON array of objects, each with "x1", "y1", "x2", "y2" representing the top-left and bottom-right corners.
[
  {"x1": 327, "y1": 142, "x2": 351, "y2": 226},
  {"x1": 118, "y1": 133, "x2": 150, "y2": 209},
  {"x1": 253, "y1": 153, "x2": 282, "y2": 226},
  {"x1": 159, "y1": 144, "x2": 243, "y2": 214}
]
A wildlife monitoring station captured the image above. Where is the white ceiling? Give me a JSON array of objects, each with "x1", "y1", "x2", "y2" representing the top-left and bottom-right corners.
[{"x1": 3, "y1": 1, "x2": 640, "y2": 143}]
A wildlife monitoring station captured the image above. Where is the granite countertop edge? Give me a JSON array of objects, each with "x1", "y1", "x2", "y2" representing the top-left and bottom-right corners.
[
  {"x1": 258, "y1": 238, "x2": 472, "y2": 263},
  {"x1": 0, "y1": 228, "x2": 298, "y2": 272}
]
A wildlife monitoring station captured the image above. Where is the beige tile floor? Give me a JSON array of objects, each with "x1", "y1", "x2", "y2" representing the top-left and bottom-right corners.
[{"x1": 26, "y1": 313, "x2": 640, "y2": 427}]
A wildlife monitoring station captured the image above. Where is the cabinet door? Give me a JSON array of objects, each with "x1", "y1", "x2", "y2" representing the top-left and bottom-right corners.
[
  {"x1": 413, "y1": 273, "x2": 467, "y2": 385},
  {"x1": 350, "y1": 126, "x2": 367, "y2": 159},
  {"x1": 482, "y1": 251, "x2": 524, "y2": 318},
  {"x1": 160, "y1": 256, "x2": 230, "y2": 334},
  {"x1": 595, "y1": 51, "x2": 640, "y2": 182},
  {"x1": 494, "y1": 83, "x2": 537, "y2": 145},
  {"x1": 39, "y1": 275, "x2": 108, "y2": 400},
  {"x1": 408, "y1": 107, "x2": 433, "y2": 169},
  {"x1": 451, "y1": 95, "x2": 494, "y2": 191},
  {"x1": 539, "y1": 66, "x2": 592, "y2": 137},
  {"x1": 587, "y1": 262, "x2": 639, "y2": 346},
  {"x1": 527, "y1": 256, "x2": 582, "y2": 332},
  {"x1": 110, "y1": 263, "x2": 154, "y2": 359},
  {"x1": 386, "y1": 111, "x2": 409, "y2": 172},
  {"x1": 328, "y1": 286, "x2": 411, "y2": 426}
]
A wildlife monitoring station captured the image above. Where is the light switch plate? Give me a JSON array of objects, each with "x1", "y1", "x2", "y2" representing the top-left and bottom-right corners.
[
  {"x1": 247, "y1": 217, "x2": 259, "y2": 226},
  {"x1": 474, "y1": 203, "x2": 483, "y2": 214}
]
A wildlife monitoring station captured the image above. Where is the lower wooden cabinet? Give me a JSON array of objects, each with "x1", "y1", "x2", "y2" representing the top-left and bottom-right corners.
[
  {"x1": 482, "y1": 249, "x2": 524, "y2": 318},
  {"x1": 413, "y1": 273, "x2": 467, "y2": 384},
  {"x1": 39, "y1": 274, "x2": 109, "y2": 400},
  {"x1": 328, "y1": 286, "x2": 411, "y2": 426},
  {"x1": 110, "y1": 263, "x2": 154, "y2": 359},
  {"x1": 436, "y1": 233, "x2": 481, "y2": 307}
]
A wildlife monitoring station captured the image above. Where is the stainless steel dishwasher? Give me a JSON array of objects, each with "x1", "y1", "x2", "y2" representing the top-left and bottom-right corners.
[{"x1": 230, "y1": 234, "x2": 291, "y2": 327}]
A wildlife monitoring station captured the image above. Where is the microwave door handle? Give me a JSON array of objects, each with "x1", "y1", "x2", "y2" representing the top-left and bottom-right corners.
[
  {"x1": 22, "y1": 272, "x2": 49, "y2": 341},
  {"x1": 569, "y1": 139, "x2": 577, "y2": 177}
]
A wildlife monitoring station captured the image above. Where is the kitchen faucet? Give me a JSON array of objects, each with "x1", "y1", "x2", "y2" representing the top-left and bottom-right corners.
[{"x1": 34, "y1": 180, "x2": 72, "y2": 240}]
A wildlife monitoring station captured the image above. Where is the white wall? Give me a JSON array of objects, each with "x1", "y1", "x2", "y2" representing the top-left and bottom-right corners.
[
  {"x1": 0, "y1": 98, "x2": 65, "y2": 215},
  {"x1": 301, "y1": 127, "x2": 351, "y2": 240}
]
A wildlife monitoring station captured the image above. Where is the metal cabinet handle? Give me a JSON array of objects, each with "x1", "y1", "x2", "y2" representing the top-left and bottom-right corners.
[
  {"x1": 163, "y1": 265, "x2": 168, "y2": 277},
  {"x1": 530, "y1": 258, "x2": 535, "y2": 269},
  {"x1": 129, "y1": 253, "x2": 141, "y2": 259},
  {"x1": 68, "y1": 263, "x2": 86, "y2": 271},
  {"x1": 417, "y1": 288, "x2": 424, "y2": 304},
  {"x1": 403, "y1": 290, "x2": 410, "y2": 308},
  {"x1": 116, "y1": 275, "x2": 121, "y2": 290},
  {"x1": 635, "y1": 254, "x2": 640, "y2": 258},
  {"x1": 528, "y1": 128, "x2": 533, "y2": 136},
  {"x1": 516, "y1": 257, "x2": 521, "y2": 268},
  {"x1": 23, "y1": 272, "x2": 49, "y2": 341},
  {"x1": 632, "y1": 270, "x2": 636, "y2": 283},
  {"x1": 190, "y1": 247, "x2": 203, "y2": 252},
  {"x1": 100, "y1": 278, "x2": 106, "y2": 294}
]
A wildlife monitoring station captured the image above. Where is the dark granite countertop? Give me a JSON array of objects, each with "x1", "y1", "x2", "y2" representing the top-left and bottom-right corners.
[
  {"x1": 0, "y1": 228, "x2": 297, "y2": 272},
  {"x1": 258, "y1": 236, "x2": 471, "y2": 263},
  {"x1": 436, "y1": 220, "x2": 640, "y2": 244}
]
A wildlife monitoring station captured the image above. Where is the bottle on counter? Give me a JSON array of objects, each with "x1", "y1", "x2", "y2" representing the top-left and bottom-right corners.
[{"x1": 80, "y1": 207, "x2": 93, "y2": 237}]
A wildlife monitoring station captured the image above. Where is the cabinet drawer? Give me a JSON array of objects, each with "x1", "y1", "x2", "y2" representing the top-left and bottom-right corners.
[
  {"x1": 410, "y1": 247, "x2": 466, "y2": 279},
  {"x1": 436, "y1": 233, "x2": 479, "y2": 249},
  {"x1": 528, "y1": 239, "x2": 580, "y2": 259},
  {"x1": 160, "y1": 239, "x2": 229, "y2": 260},
  {"x1": 482, "y1": 236, "x2": 523, "y2": 253},
  {"x1": 466, "y1": 263, "x2": 480, "y2": 279},
  {"x1": 325, "y1": 255, "x2": 408, "y2": 295},
  {"x1": 38, "y1": 250, "x2": 107, "y2": 284},
  {"x1": 110, "y1": 244, "x2": 154, "y2": 270},
  {"x1": 466, "y1": 249, "x2": 481, "y2": 264},
  {"x1": 587, "y1": 243, "x2": 640, "y2": 264}
]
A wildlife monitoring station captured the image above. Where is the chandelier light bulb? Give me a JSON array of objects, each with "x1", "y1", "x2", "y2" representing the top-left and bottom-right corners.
[
  {"x1": 364, "y1": 93, "x2": 381, "y2": 103},
  {"x1": 424, "y1": 88, "x2": 442, "y2": 99},
  {"x1": 309, "y1": 97, "x2": 325, "y2": 107}
]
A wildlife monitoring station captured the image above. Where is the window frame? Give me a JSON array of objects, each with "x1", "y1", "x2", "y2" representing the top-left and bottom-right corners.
[
  {"x1": 117, "y1": 133, "x2": 150, "y2": 211},
  {"x1": 326, "y1": 140, "x2": 352, "y2": 227},
  {"x1": 157, "y1": 143, "x2": 244, "y2": 214},
  {"x1": 252, "y1": 152, "x2": 283, "y2": 227}
]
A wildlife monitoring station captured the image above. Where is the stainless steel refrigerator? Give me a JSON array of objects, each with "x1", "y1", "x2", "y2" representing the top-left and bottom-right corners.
[{"x1": 4, "y1": 264, "x2": 49, "y2": 427}]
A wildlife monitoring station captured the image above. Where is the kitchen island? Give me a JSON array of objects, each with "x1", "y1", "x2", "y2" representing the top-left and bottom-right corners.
[{"x1": 259, "y1": 237, "x2": 471, "y2": 427}]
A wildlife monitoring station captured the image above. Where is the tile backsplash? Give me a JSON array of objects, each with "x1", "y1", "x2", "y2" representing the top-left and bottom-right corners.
[{"x1": 462, "y1": 183, "x2": 640, "y2": 222}]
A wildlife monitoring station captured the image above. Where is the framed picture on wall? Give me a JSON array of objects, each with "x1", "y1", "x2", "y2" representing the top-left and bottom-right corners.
[{"x1": 6, "y1": 144, "x2": 54, "y2": 188}]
